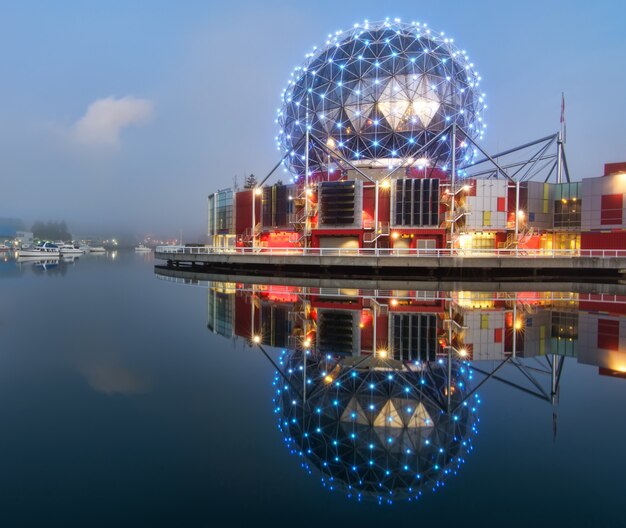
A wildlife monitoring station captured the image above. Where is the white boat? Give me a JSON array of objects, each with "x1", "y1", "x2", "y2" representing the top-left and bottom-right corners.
[
  {"x1": 0, "y1": 244, "x2": 10, "y2": 252},
  {"x1": 89, "y1": 246, "x2": 106, "y2": 253},
  {"x1": 135, "y1": 244, "x2": 152, "y2": 252},
  {"x1": 17, "y1": 243, "x2": 60, "y2": 257},
  {"x1": 58, "y1": 244, "x2": 84, "y2": 255}
]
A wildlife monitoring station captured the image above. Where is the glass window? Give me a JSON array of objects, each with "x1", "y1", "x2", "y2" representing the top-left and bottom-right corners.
[
  {"x1": 392, "y1": 314, "x2": 437, "y2": 361},
  {"x1": 393, "y1": 178, "x2": 439, "y2": 227},
  {"x1": 554, "y1": 198, "x2": 581, "y2": 228}
]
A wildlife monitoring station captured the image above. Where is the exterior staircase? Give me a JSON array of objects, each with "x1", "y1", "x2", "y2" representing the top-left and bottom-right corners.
[{"x1": 363, "y1": 222, "x2": 390, "y2": 243}]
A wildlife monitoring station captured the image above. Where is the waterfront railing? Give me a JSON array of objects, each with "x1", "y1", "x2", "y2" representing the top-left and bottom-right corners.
[{"x1": 156, "y1": 246, "x2": 626, "y2": 259}]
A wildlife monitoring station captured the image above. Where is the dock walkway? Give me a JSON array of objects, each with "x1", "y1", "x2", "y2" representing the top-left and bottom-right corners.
[{"x1": 155, "y1": 246, "x2": 626, "y2": 281}]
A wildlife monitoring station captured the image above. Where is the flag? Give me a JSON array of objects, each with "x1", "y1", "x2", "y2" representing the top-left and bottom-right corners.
[{"x1": 560, "y1": 92, "x2": 567, "y2": 143}]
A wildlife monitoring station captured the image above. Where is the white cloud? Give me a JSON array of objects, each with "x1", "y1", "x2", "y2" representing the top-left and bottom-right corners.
[{"x1": 72, "y1": 96, "x2": 154, "y2": 147}]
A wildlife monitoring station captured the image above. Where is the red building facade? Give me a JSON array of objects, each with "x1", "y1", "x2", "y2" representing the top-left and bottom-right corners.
[{"x1": 207, "y1": 162, "x2": 626, "y2": 254}]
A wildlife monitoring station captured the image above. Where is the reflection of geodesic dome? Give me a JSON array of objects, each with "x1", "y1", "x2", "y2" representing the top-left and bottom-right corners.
[
  {"x1": 277, "y1": 19, "x2": 486, "y2": 174},
  {"x1": 273, "y1": 353, "x2": 479, "y2": 503}
]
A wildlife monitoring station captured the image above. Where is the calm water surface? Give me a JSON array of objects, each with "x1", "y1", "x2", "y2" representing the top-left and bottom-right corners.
[{"x1": 1, "y1": 251, "x2": 626, "y2": 527}]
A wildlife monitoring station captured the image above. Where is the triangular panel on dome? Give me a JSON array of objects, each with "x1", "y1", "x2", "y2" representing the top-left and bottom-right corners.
[
  {"x1": 373, "y1": 399, "x2": 404, "y2": 428},
  {"x1": 373, "y1": 426, "x2": 407, "y2": 454},
  {"x1": 405, "y1": 74, "x2": 441, "y2": 128},
  {"x1": 378, "y1": 77, "x2": 412, "y2": 131},
  {"x1": 403, "y1": 424, "x2": 435, "y2": 450},
  {"x1": 319, "y1": 107, "x2": 342, "y2": 134},
  {"x1": 340, "y1": 396, "x2": 370, "y2": 425},
  {"x1": 345, "y1": 94, "x2": 376, "y2": 134},
  {"x1": 407, "y1": 402, "x2": 434, "y2": 428}
]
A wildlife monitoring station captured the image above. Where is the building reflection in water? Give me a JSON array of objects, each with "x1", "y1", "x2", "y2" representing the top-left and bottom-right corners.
[{"x1": 198, "y1": 278, "x2": 626, "y2": 501}]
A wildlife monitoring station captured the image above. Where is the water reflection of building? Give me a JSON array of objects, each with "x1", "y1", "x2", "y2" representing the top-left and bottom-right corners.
[
  {"x1": 274, "y1": 351, "x2": 477, "y2": 503},
  {"x1": 205, "y1": 283, "x2": 626, "y2": 378},
  {"x1": 206, "y1": 282, "x2": 236, "y2": 336},
  {"x1": 192, "y1": 277, "x2": 626, "y2": 502},
  {"x1": 578, "y1": 294, "x2": 626, "y2": 377}
]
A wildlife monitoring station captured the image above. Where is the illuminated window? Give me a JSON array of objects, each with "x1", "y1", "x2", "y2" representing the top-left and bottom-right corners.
[
  {"x1": 551, "y1": 312, "x2": 578, "y2": 339},
  {"x1": 554, "y1": 199, "x2": 581, "y2": 228}
]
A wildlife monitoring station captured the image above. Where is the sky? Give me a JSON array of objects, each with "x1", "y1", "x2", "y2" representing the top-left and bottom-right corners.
[{"x1": 0, "y1": 0, "x2": 625, "y2": 237}]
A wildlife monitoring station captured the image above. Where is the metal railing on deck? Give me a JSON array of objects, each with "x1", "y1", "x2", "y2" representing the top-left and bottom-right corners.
[{"x1": 156, "y1": 246, "x2": 626, "y2": 259}]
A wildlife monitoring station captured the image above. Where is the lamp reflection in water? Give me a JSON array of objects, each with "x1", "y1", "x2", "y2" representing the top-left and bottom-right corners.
[{"x1": 273, "y1": 349, "x2": 479, "y2": 504}]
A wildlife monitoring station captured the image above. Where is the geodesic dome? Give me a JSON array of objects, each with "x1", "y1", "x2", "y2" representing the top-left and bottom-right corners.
[
  {"x1": 274, "y1": 352, "x2": 479, "y2": 503},
  {"x1": 277, "y1": 19, "x2": 486, "y2": 175}
]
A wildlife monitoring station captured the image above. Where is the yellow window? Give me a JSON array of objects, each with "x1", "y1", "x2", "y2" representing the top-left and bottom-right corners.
[
  {"x1": 481, "y1": 314, "x2": 489, "y2": 329},
  {"x1": 483, "y1": 211, "x2": 491, "y2": 226}
]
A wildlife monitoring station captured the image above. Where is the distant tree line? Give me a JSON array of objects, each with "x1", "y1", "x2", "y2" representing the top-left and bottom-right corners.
[
  {"x1": 32, "y1": 220, "x2": 72, "y2": 242},
  {"x1": 233, "y1": 173, "x2": 284, "y2": 190}
]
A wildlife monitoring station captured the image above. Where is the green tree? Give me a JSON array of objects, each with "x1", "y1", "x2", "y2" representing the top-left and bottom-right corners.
[{"x1": 244, "y1": 173, "x2": 258, "y2": 189}]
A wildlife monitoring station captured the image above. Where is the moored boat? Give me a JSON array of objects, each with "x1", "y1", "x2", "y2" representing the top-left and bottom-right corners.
[
  {"x1": 89, "y1": 246, "x2": 106, "y2": 253},
  {"x1": 58, "y1": 244, "x2": 84, "y2": 255},
  {"x1": 17, "y1": 243, "x2": 60, "y2": 257},
  {"x1": 134, "y1": 244, "x2": 152, "y2": 252}
]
